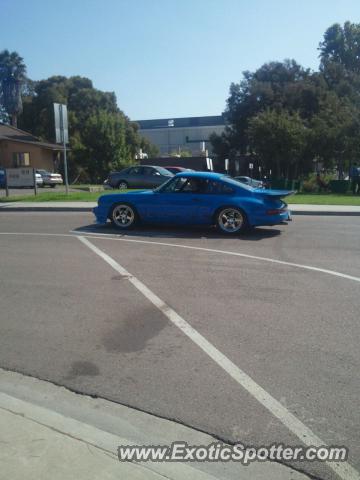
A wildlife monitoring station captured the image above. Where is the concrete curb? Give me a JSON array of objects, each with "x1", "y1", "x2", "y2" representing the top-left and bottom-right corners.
[
  {"x1": 291, "y1": 210, "x2": 360, "y2": 216},
  {"x1": 0, "y1": 206, "x2": 92, "y2": 212},
  {"x1": 0, "y1": 369, "x2": 308, "y2": 480}
]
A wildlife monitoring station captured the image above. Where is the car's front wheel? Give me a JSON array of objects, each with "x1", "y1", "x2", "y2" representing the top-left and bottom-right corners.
[
  {"x1": 216, "y1": 207, "x2": 248, "y2": 234},
  {"x1": 110, "y1": 203, "x2": 138, "y2": 229}
]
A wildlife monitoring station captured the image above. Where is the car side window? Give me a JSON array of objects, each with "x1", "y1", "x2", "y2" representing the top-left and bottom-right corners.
[
  {"x1": 143, "y1": 167, "x2": 154, "y2": 176},
  {"x1": 204, "y1": 180, "x2": 235, "y2": 194},
  {"x1": 181, "y1": 178, "x2": 208, "y2": 193},
  {"x1": 161, "y1": 177, "x2": 187, "y2": 193},
  {"x1": 129, "y1": 167, "x2": 143, "y2": 175}
]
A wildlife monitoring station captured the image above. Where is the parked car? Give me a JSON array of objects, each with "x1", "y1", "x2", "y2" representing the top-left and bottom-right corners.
[
  {"x1": 104, "y1": 165, "x2": 173, "y2": 189},
  {"x1": 94, "y1": 171, "x2": 293, "y2": 234},
  {"x1": 163, "y1": 166, "x2": 194, "y2": 174},
  {"x1": 35, "y1": 172, "x2": 43, "y2": 187},
  {"x1": 36, "y1": 169, "x2": 63, "y2": 188},
  {"x1": 234, "y1": 176, "x2": 264, "y2": 188}
]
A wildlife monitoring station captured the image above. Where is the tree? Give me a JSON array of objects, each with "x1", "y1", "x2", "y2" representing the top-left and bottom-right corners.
[
  {"x1": 319, "y1": 22, "x2": 360, "y2": 116},
  {"x1": 0, "y1": 50, "x2": 27, "y2": 127},
  {"x1": 309, "y1": 95, "x2": 360, "y2": 177},
  {"x1": 18, "y1": 75, "x2": 158, "y2": 182},
  {"x1": 211, "y1": 33, "x2": 360, "y2": 179},
  {"x1": 247, "y1": 109, "x2": 308, "y2": 178},
  {"x1": 77, "y1": 111, "x2": 131, "y2": 182},
  {"x1": 319, "y1": 22, "x2": 360, "y2": 74},
  {"x1": 211, "y1": 60, "x2": 318, "y2": 160}
]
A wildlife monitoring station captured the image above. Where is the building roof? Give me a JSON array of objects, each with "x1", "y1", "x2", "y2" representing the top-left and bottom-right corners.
[
  {"x1": 0, "y1": 123, "x2": 63, "y2": 150},
  {"x1": 135, "y1": 115, "x2": 225, "y2": 130}
]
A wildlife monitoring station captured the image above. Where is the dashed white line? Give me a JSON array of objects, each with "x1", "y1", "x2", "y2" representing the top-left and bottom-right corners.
[{"x1": 78, "y1": 235, "x2": 360, "y2": 480}]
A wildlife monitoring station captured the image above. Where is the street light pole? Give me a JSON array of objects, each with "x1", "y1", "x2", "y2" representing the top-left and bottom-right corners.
[
  {"x1": 63, "y1": 133, "x2": 69, "y2": 194},
  {"x1": 58, "y1": 104, "x2": 69, "y2": 194}
]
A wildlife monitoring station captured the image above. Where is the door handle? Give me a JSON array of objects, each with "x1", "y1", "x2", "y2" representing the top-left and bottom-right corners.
[{"x1": 192, "y1": 197, "x2": 201, "y2": 202}]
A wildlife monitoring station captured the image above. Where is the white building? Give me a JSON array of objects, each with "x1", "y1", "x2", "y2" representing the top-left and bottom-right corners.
[{"x1": 135, "y1": 115, "x2": 226, "y2": 156}]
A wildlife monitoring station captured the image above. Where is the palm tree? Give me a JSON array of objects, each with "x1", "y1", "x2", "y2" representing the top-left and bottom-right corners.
[{"x1": 0, "y1": 50, "x2": 27, "y2": 127}]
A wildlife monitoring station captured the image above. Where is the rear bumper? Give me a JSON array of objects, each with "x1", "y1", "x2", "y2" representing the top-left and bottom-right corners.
[
  {"x1": 43, "y1": 179, "x2": 63, "y2": 185},
  {"x1": 250, "y1": 209, "x2": 292, "y2": 226}
]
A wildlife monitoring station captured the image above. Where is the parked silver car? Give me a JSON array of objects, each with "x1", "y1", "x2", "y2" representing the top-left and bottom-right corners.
[
  {"x1": 36, "y1": 170, "x2": 63, "y2": 188},
  {"x1": 105, "y1": 165, "x2": 173, "y2": 189}
]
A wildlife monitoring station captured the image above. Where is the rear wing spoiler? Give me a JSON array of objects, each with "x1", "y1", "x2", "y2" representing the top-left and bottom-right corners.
[{"x1": 253, "y1": 188, "x2": 296, "y2": 199}]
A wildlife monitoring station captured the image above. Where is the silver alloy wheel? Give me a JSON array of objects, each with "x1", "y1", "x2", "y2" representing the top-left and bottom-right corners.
[
  {"x1": 112, "y1": 204, "x2": 135, "y2": 228},
  {"x1": 217, "y1": 208, "x2": 244, "y2": 233},
  {"x1": 118, "y1": 181, "x2": 128, "y2": 190}
]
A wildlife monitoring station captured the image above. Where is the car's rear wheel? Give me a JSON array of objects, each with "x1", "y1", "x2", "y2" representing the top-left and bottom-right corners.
[
  {"x1": 117, "y1": 180, "x2": 128, "y2": 190},
  {"x1": 50, "y1": 184, "x2": 56, "y2": 188},
  {"x1": 216, "y1": 207, "x2": 247, "y2": 234},
  {"x1": 110, "y1": 203, "x2": 138, "y2": 229}
]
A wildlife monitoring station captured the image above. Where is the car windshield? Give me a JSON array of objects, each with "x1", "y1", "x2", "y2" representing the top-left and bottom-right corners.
[
  {"x1": 153, "y1": 176, "x2": 175, "y2": 192},
  {"x1": 156, "y1": 167, "x2": 173, "y2": 176}
]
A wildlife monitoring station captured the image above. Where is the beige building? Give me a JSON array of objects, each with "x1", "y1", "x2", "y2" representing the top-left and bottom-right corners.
[
  {"x1": 0, "y1": 123, "x2": 63, "y2": 171},
  {"x1": 136, "y1": 115, "x2": 226, "y2": 156}
]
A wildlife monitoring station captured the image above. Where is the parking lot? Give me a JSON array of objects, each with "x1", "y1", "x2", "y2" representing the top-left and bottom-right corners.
[{"x1": 0, "y1": 211, "x2": 359, "y2": 480}]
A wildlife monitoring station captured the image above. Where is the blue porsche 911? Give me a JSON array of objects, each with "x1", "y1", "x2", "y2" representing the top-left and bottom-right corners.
[{"x1": 93, "y1": 172, "x2": 292, "y2": 234}]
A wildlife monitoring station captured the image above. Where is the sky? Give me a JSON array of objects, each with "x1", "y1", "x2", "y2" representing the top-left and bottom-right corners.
[{"x1": 1, "y1": 0, "x2": 360, "y2": 120}]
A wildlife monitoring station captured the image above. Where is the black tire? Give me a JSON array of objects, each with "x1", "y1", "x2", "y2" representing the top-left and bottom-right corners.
[
  {"x1": 215, "y1": 206, "x2": 248, "y2": 234},
  {"x1": 116, "y1": 180, "x2": 128, "y2": 190},
  {"x1": 50, "y1": 184, "x2": 56, "y2": 188},
  {"x1": 110, "y1": 203, "x2": 138, "y2": 229}
]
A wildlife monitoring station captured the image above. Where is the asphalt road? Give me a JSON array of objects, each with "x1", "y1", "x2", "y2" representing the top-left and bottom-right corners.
[{"x1": 0, "y1": 212, "x2": 359, "y2": 480}]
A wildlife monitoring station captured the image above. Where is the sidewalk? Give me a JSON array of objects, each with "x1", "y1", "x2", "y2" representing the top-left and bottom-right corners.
[
  {"x1": 1, "y1": 200, "x2": 360, "y2": 215},
  {"x1": 0, "y1": 369, "x2": 307, "y2": 480}
]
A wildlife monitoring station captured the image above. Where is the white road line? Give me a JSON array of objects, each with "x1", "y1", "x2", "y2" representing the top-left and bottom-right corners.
[
  {"x1": 1, "y1": 230, "x2": 360, "y2": 285},
  {"x1": 78, "y1": 235, "x2": 359, "y2": 480},
  {"x1": 73, "y1": 231, "x2": 360, "y2": 284}
]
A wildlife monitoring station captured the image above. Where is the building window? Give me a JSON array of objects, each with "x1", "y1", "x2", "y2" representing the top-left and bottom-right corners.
[{"x1": 13, "y1": 152, "x2": 30, "y2": 167}]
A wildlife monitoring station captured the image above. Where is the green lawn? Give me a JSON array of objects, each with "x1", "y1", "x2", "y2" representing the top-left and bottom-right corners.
[
  {"x1": 1, "y1": 189, "x2": 360, "y2": 206},
  {"x1": 287, "y1": 193, "x2": 360, "y2": 205}
]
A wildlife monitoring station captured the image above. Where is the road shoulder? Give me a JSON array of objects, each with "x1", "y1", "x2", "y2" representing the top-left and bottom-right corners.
[{"x1": 0, "y1": 368, "x2": 308, "y2": 480}]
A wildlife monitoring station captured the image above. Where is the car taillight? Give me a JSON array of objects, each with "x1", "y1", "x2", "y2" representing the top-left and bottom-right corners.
[{"x1": 266, "y1": 208, "x2": 287, "y2": 215}]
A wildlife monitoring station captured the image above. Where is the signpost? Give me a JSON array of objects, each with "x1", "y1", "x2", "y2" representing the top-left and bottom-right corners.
[
  {"x1": 54, "y1": 103, "x2": 69, "y2": 194},
  {"x1": 5, "y1": 168, "x2": 37, "y2": 197}
]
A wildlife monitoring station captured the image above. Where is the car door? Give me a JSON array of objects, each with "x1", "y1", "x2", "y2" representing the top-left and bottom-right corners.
[
  {"x1": 143, "y1": 177, "x2": 201, "y2": 224},
  {"x1": 127, "y1": 166, "x2": 145, "y2": 188},
  {"x1": 142, "y1": 167, "x2": 164, "y2": 188},
  {"x1": 191, "y1": 179, "x2": 237, "y2": 224}
]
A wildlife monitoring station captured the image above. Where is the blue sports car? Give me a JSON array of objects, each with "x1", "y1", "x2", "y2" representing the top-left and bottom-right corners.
[{"x1": 93, "y1": 172, "x2": 293, "y2": 234}]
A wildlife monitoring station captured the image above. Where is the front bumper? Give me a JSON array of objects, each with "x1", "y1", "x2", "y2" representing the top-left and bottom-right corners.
[{"x1": 93, "y1": 205, "x2": 108, "y2": 224}]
